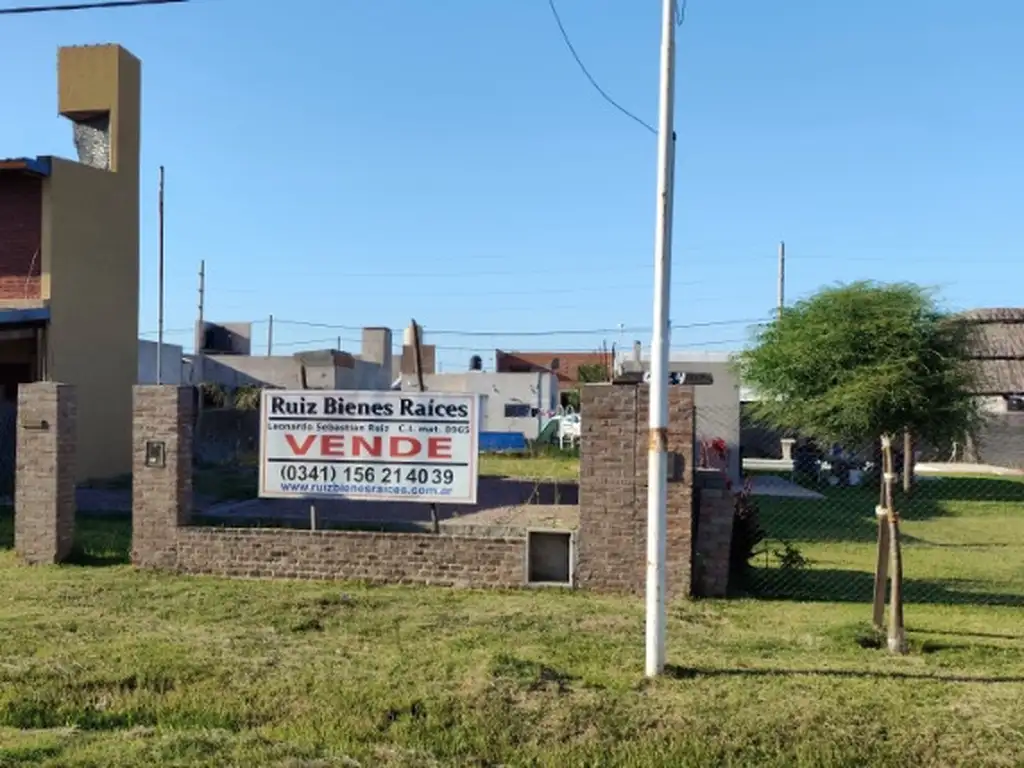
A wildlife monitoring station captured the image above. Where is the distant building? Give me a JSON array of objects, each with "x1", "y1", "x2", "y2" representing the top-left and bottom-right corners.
[
  {"x1": 400, "y1": 370, "x2": 558, "y2": 440},
  {"x1": 960, "y1": 308, "x2": 1024, "y2": 412},
  {"x1": 138, "y1": 340, "x2": 184, "y2": 385},
  {"x1": 495, "y1": 350, "x2": 610, "y2": 385},
  {"x1": 194, "y1": 327, "x2": 394, "y2": 392},
  {"x1": 616, "y1": 348, "x2": 742, "y2": 485}
]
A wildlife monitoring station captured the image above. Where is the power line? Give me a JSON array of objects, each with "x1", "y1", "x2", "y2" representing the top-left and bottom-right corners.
[
  {"x1": 268, "y1": 316, "x2": 768, "y2": 338},
  {"x1": 546, "y1": 0, "x2": 656, "y2": 135},
  {"x1": 0, "y1": 0, "x2": 185, "y2": 14}
]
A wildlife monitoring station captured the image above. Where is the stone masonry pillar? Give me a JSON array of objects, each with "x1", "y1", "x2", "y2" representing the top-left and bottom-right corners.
[
  {"x1": 15, "y1": 382, "x2": 77, "y2": 565},
  {"x1": 132, "y1": 386, "x2": 193, "y2": 569},
  {"x1": 577, "y1": 383, "x2": 695, "y2": 598}
]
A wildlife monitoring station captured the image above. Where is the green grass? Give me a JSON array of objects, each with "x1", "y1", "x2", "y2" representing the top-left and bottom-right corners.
[
  {"x1": 751, "y1": 474, "x2": 1024, "y2": 606},
  {"x1": 478, "y1": 451, "x2": 580, "y2": 482},
  {"x1": 2, "y1": 510, "x2": 1024, "y2": 765}
]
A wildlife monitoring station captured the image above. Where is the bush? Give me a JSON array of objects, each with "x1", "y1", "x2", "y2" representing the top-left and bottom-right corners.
[
  {"x1": 233, "y1": 385, "x2": 263, "y2": 411},
  {"x1": 199, "y1": 382, "x2": 227, "y2": 409},
  {"x1": 729, "y1": 479, "x2": 766, "y2": 594}
]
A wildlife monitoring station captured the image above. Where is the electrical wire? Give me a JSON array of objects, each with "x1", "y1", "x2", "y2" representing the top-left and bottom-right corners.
[
  {"x1": 0, "y1": 0, "x2": 185, "y2": 14},
  {"x1": 265, "y1": 316, "x2": 768, "y2": 338},
  {"x1": 546, "y1": 0, "x2": 657, "y2": 135}
]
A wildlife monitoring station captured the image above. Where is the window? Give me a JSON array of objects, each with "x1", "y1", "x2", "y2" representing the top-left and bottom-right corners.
[
  {"x1": 504, "y1": 403, "x2": 532, "y2": 418},
  {"x1": 1008, "y1": 395, "x2": 1024, "y2": 412}
]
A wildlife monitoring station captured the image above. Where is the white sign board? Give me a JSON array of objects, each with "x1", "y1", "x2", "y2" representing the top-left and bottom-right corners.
[{"x1": 259, "y1": 390, "x2": 480, "y2": 504}]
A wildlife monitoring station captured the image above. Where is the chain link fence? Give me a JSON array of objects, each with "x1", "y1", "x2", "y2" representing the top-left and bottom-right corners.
[{"x1": 722, "y1": 404, "x2": 1024, "y2": 606}]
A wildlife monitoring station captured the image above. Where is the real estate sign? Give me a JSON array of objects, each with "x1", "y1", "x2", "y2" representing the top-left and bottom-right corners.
[{"x1": 259, "y1": 390, "x2": 480, "y2": 504}]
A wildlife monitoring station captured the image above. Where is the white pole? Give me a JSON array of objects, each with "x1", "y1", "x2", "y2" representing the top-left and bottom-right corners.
[
  {"x1": 157, "y1": 165, "x2": 165, "y2": 384},
  {"x1": 645, "y1": 0, "x2": 677, "y2": 679}
]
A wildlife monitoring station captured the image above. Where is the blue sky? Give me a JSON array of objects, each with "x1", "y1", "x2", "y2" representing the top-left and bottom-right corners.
[{"x1": 4, "y1": 0, "x2": 1023, "y2": 372}]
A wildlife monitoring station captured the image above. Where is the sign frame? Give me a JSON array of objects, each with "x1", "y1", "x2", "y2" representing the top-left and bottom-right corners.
[{"x1": 257, "y1": 389, "x2": 480, "y2": 504}]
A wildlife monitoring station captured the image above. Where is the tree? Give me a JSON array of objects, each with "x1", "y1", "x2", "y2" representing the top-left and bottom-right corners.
[
  {"x1": 736, "y1": 281, "x2": 980, "y2": 653},
  {"x1": 577, "y1": 363, "x2": 610, "y2": 384}
]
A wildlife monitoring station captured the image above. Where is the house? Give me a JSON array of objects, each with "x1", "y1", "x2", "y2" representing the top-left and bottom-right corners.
[
  {"x1": 0, "y1": 44, "x2": 140, "y2": 481},
  {"x1": 960, "y1": 308, "x2": 1024, "y2": 412},
  {"x1": 193, "y1": 327, "x2": 394, "y2": 392},
  {"x1": 496, "y1": 350, "x2": 610, "y2": 385}
]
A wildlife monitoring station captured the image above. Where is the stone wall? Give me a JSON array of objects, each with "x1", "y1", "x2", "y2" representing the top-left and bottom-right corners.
[
  {"x1": 130, "y1": 384, "x2": 737, "y2": 595},
  {"x1": 132, "y1": 385, "x2": 530, "y2": 587},
  {"x1": 576, "y1": 383, "x2": 696, "y2": 598},
  {"x1": 175, "y1": 527, "x2": 525, "y2": 587}
]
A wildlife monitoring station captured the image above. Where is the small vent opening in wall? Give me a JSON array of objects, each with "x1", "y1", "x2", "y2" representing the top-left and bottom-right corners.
[{"x1": 526, "y1": 530, "x2": 573, "y2": 586}]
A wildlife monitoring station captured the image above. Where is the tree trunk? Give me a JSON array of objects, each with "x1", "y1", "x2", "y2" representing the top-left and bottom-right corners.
[{"x1": 882, "y1": 435, "x2": 908, "y2": 654}]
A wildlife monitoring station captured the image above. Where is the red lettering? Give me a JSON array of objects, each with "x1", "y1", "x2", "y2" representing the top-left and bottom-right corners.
[
  {"x1": 352, "y1": 435, "x2": 383, "y2": 457},
  {"x1": 389, "y1": 436, "x2": 421, "y2": 458},
  {"x1": 320, "y1": 435, "x2": 345, "y2": 456},
  {"x1": 427, "y1": 437, "x2": 452, "y2": 459},
  {"x1": 284, "y1": 434, "x2": 316, "y2": 456}
]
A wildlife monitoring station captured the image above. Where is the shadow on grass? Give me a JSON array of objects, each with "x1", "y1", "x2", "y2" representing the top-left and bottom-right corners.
[
  {"x1": 0, "y1": 505, "x2": 11, "y2": 550},
  {"x1": 908, "y1": 627, "x2": 1024, "y2": 641},
  {"x1": 664, "y1": 664, "x2": 1024, "y2": 684},
  {"x1": 755, "y1": 475, "x2": 1024, "y2": 545},
  {"x1": 747, "y1": 566, "x2": 1024, "y2": 607},
  {"x1": 0, "y1": 507, "x2": 129, "y2": 565},
  {"x1": 68, "y1": 513, "x2": 131, "y2": 566}
]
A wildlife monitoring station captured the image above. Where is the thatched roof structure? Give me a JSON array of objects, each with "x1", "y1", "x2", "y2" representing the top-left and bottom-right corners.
[{"x1": 959, "y1": 308, "x2": 1024, "y2": 395}]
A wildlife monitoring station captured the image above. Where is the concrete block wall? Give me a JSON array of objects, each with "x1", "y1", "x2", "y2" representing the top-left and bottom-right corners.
[
  {"x1": 14, "y1": 382, "x2": 76, "y2": 564},
  {"x1": 576, "y1": 383, "x2": 696, "y2": 598}
]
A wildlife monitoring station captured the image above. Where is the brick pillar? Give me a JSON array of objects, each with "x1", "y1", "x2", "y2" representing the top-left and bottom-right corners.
[
  {"x1": 15, "y1": 383, "x2": 77, "y2": 565},
  {"x1": 132, "y1": 386, "x2": 193, "y2": 569},
  {"x1": 693, "y1": 469, "x2": 735, "y2": 597},
  {"x1": 577, "y1": 383, "x2": 694, "y2": 598}
]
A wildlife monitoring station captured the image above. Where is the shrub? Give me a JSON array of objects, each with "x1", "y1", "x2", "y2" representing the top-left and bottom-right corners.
[{"x1": 728, "y1": 478, "x2": 766, "y2": 594}]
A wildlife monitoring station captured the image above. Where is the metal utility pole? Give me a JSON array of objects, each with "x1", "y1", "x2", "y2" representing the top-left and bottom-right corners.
[
  {"x1": 267, "y1": 314, "x2": 274, "y2": 355},
  {"x1": 777, "y1": 240, "x2": 785, "y2": 320},
  {"x1": 157, "y1": 165, "x2": 165, "y2": 384},
  {"x1": 645, "y1": 0, "x2": 678, "y2": 679}
]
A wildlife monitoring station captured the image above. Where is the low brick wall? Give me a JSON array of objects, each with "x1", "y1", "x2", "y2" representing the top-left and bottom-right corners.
[
  {"x1": 175, "y1": 526, "x2": 526, "y2": 587},
  {"x1": 692, "y1": 469, "x2": 735, "y2": 597}
]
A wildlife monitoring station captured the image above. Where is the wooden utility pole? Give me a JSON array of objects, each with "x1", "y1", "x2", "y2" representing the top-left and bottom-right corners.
[
  {"x1": 777, "y1": 240, "x2": 786, "y2": 320},
  {"x1": 157, "y1": 165, "x2": 166, "y2": 384},
  {"x1": 411, "y1": 319, "x2": 440, "y2": 534},
  {"x1": 194, "y1": 261, "x2": 206, "y2": 426}
]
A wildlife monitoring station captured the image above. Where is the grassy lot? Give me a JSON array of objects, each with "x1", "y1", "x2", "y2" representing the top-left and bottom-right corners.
[
  {"x1": 478, "y1": 451, "x2": 579, "y2": 482},
  {"x1": 751, "y1": 473, "x2": 1024, "y2": 607},
  {"x1": 2, "y1": 510, "x2": 1024, "y2": 766}
]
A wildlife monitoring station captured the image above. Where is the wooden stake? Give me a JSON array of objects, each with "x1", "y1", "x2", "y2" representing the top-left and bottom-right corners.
[{"x1": 881, "y1": 435, "x2": 908, "y2": 654}]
